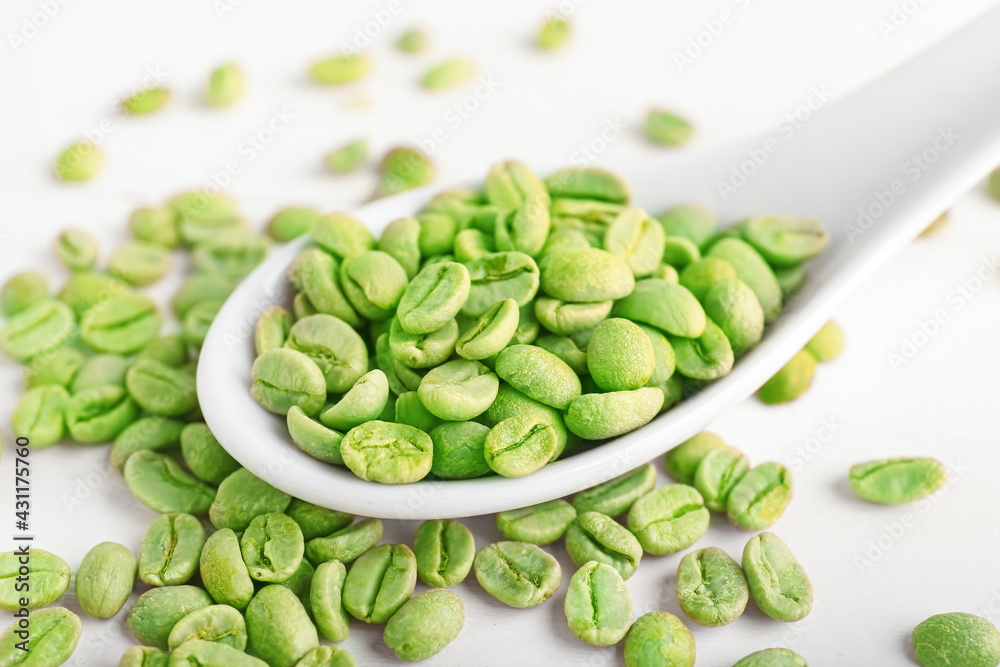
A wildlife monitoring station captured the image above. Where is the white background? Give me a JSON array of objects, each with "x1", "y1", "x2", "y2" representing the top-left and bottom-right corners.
[{"x1": 2, "y1": 0, "x2": 1000, "y2": 665}]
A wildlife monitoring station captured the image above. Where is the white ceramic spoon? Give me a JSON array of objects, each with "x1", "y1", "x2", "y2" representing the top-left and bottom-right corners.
[{"x1": 199, "y1": 8, "x2": 1000, "y2": 519}]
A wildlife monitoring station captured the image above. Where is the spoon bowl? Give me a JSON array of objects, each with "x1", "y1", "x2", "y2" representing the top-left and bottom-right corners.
[{"x1": 199, "y1": 8, "x2": 1000, "y2": 519}]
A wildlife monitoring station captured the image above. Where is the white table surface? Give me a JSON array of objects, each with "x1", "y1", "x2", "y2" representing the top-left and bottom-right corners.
[{"x1": 2, "y1": 1, "x2": 1000, "y2": 665}]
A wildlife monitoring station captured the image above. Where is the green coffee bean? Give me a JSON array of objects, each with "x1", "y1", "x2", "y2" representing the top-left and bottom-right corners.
[
  {"x1": 309, "y1": 54, "x2": 370, "y2": 85},
  {"x1": 627, "y1": 484, "x2": 710, "y2": 556},
  {"x1": 287, "y1": 406, "x2": 345, "y2": 464},
  {"x1": 0, "y1": 607, "x2": 80, "y2": 666},
  {"x1": 675, "y1": 546, "x2": 748, "y2": 627},
  {"x1": 285, "y1": 314, "x2": 367, "y2": 394},
  {"x1": 340, "y1": 421, "x2": 433, "y2": 484},
  {"x1": 209, "y1": 468, "x2": 291, "y2": 531},
  {"x1": 428, "y1": 421, "x2": 492, "y2": 480},
  {"x1": 727, "y1": 462, "x2": 794, "y2": 530},
  {"x1": 125, "y1": 358, "x2": 197, "y2": 417},
  {"x1": 702, "y1": 277, "x2": 764, "y2": 356},
  {"x1": 2, "y1": 271, "x2": 48, "y2": 316},
  {"x1": 805, "y1": 320, "x2": 845, "y2": 362},
  {"x1": 485, "y1": 382, "x2": 570, "y2": 457},
  {"x1": 200, "y1": 528, "x2": 254, "y2": 610},
  {"x1": 670, "y1": 319, "x2": 735, "y2": 381},
  {"x1": 534, "y1": 298, "x2": 610, "y2": 337},
  {"x1": 66, "y1": 385, "x2": 139, "y2": 442},
  {"x1": 246, "y1": 585, "x2": 319, "y2": 667},
  {"x1": 287, "y1": 248, "x2": 359, "y2": 327},
  {"x1": 254, "y1": 306, "x2": 292, "y2": 356},
  {"x1": 138, "y1": 334, "x2": 187, "y2": 366},
  {"x1": 55, "y1": 229, "x2": 98, "y2": 272},
  {"x1": 495, "y1": 201, "x2": 551, "y2": 258},
  {"x1": 742, "y1": 532, "x2": 813, "y2": 622},
  {"x1": 285, "y1": 499, "x2": 353, "y2": 541},
  {"x1": 342, "y1": 544, "x2": 417, "y2": 624},
  {"x1": 266, "y1": 207, "x2": 320, "y2": 243},
  {"x1": 623, "y1": 611, "x2": 696, "y2": 667},
  {"x1": 383, "y1": 589, "x2": 464, "y2": 662},
  {"x1": 537, "y1": 17, "x2": 570, "y2": 49},
  {"x1": 484, "y1": 413, "x2": 559, "y2": 477},
  {"x1": 339, "y1": 251, "x2": 408, "y2": 320},
  {"x1": 614, "y1": 279, "x2": 705, "y2": 338},
  {"x1": 109, "y1": 242, "x2": 172, "y2": 286},
  {"x1": 707, "y1": 238, "x2": 782, "y2": 323},
  {"x1": 170, "y1": 640, "x2": 267, "y2": 666},
  {"x1": 540, "y1": 248, "x2": 634, "y2": 302},
  {"x1": 497, "y1": 500, "x2": 576, "y2": 545},
  {"x1": 397, "y1": 262, "x2": 471, "y2": 335},
  {"x1": 565, "y1": 511, "x2": 642, "y2": 580},
  {"x1": 205, "y1": 61, "x2": 245, "y2": 107},
  {"x1": 326, "y1": 139, "x2": 368, "y2": 175},
  {"x1": 124, "y1": 451, "x2": 216, "y2": 514},
  {"x1": 310, "y1": 560, "x2": 351, "y2": 642},
  {"x1": 417, "y1": 212, "x2": 459, "y2": 256},
  {"x1": 310, "y1": 212, "x2": 374, "y2": 259},
  {"x1": 417, "y1": 359, "x2": 498, "y2": 420},
  {"x1": 573, "y1": 464, "x2": 657, "y2": 517},
  {"x1": 912, "y1": 612, "x2": 1000, "y2": 667},
  {"x1": 238, "y1": 512, "x2": 304, "y2": 583},
  {"x1": 170, "y1": 194, "x2": 245, "y2": 247},
  {"x1": 12, "y1": 384, "x2": 68, "y2": 446},
  {"x1": 657, "y1": 203, "x2": 716, "y2": 247},
  {"x1": 192, "y1": 231, "x2": 269, "y2": 281},
  {"x1": 122, "y1": 87, "x2": 171, "y2": 114},
  {"x1": 120, "y1": 645, "x2": 169, "y2": 667},
  {"x1": 645, "y1": 109, "x2": 694, "y2": 146},
  {"x1": 139, "y1": 513, "x2": 204, "y2": 587},
  {"x1": 422, "y1": 57, "x2": 475, "y2": 89},
  {"x1": 295, "y1": 646, "x2": 358, "y2": 667},
  {"x1": 0, "y1": 549, "x2": 70, "y2": 612},
  {"x1": 455, "y1": 298, "x2": 519, "y2": 360},
  {"x1": 535, "y1": 334, "x2": 588, "y2": 375},
  {"x1": 545, "y1": 168, "x2": 630, "y2": 204},
  {"x1": 454, "y1": 228, "x2": 496, "y2": 263},
  {"x1": 604, "y1": 208, "x2": 666, "y2": 278},
  {"x1": 743, "y1": 216, "x2": 829, "y2": 267},
  {"x1": 587, "y1": 318, "x2": 655, "y2": 391},
  {"x1": 129, "y1": 206, "x2": 178, "y2": 249},
  {"x1": 305, "y1": 518, "x2": 383, "y2": 566},
  {"x1": 173, "y1": 275, "x2": 236, "y2": 320},
  {"x1": 413, "y1": 519, "x2": 475, "y2": 588},
  {"x1": 111, "y1": 417, "x2": 185, "y2": 472},
  {"x1": 849, "y1": 457, "x2": 947, "y2": 505},
  {"x1": 0, "y1": 300, "x2": 75, "y2": 362},
  {"x1": 397, "y1": 29, "x2": 427, "y2": 53},
  {"x1": 473, "y1": 541, "x2": 561, "y2": 608},
  {"x1": 494, "y1": 344, "x2": 580, "y2": 410},
  {"x1": 251, "y1": 348, "x2": 327, "y2": 416},
  {"x1": 167, "y1": 604, "x2": 246, "y2": 651},
  {"x1": 759, "y1": 349, "x2": 816, "y2": 404},
  {"x1": 693, "y1": 445, "x2": 749, "y2": 512},
  {"x1": 71, "y1": 354, "x2": 130, "y2": 393},
  {"x1": 81, "y1": 292, "x2": 161, "y2": 355},
  {"x1": 377, "y1": 217, "x2": 421, "y2": 279},
  {"x1": 377, "y1": 147, "x2": 435, "y2": 197},
  {"x1": 54, "y1": 141, "x2": 103, "y2": 181},
  {"x1": 565, "y1": 387, "x2": 663, "y2": 440},
  {"x1": 733, "y1": 648, "x2": 808, "y2": 667},
  {"x1": 75, "y1": 542, "x2": 137, "y2": 619},
  {"x1": 462, "y1": 251, "x2": 541, "y2": 317},
  {"x1": 389, "y1": 317, "x2": 457, "y2": 369},
  {"x1": 660, "y1": 235, "x2": 702, "y2": 269},
  {"x1": 127, "y1": 585, "x2": 213, "y2": 650},
  {"x1": 23, "y1": 347, "x2": 85, "y2": 390},
  {"x1": 180, "y1": 423, "x2": 240, "y2": 485},
  {"x1": 564, "y1": 561, "x2": 633, "y2": 647},
  {"x1": 485, "y1": 161, "x2": 547, "y2": 208},
  {"x1": 678, "y1": 257, "x2": 737, "y2": 301}
]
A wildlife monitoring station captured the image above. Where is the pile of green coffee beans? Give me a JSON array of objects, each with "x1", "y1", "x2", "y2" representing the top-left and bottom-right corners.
[{"x1": 249, "y1": 161, "x2": 831, "y2": 484}]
